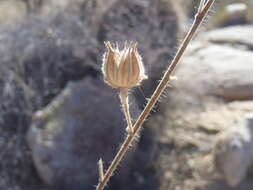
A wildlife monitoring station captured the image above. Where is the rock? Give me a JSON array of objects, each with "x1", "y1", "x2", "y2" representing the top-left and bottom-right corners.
[
  {"x1": 26, "y1": 0, "x2": 119, "y2": 33},
  {"x1": 226, "y1": 3, "x2": 247, "y2": 19},
  {"x1": 0, "y1": 0, "x2": 27, "y2": 25},
  {"x1": 174, "y1": 26, "x2": 253, "y2": 187},
  {"x1": 25, "y1": 0, "x2": 84, "y2": 15},
  {"x1": 25, "y1": 0, "x2": 183, "y2": 108},
  {"x1": 39, "y1": 0, "x2": 81, "y2": 16},
  {"x1": 214, "y1": 112, "x2": 253, "y2": 186},
  {"x1": 24, "y1": 1, "x2": 183, "y2": 189},
  {"x1": 246, "y1": 1, "x2": 253, "y2": 23},
  {"x1": 207, "y1": 0, "x2": 253, "y2": 28},
  {"x1": 172, "y1": 26, "x2": 253, "y2": 106},
  {"x1": 0, "y1": 0, "x2": 182, "y2": 189},
  {"x1": 0, "y1": 11, "x2": 101, "y2": 190},
  {"x1": 204, "y1": 25, "x2": 253, "y2": 47},
  {"x1": 150, "y1": 25, "x2": 253, "y2": 189},
  {"x1": 27, "y1": 76, "x2": 140, "y2": 189}
]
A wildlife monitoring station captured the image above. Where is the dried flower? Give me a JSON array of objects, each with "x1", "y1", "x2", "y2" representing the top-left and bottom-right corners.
[{"x1": 102, "y1": 41, "x2": 147, "y2": 89}]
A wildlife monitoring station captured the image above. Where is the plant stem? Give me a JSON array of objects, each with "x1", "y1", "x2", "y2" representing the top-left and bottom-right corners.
[
  {"x1": 198, "y1": 0, "x2": 206, "y2": 13},
  {"x1": 98, "y1": 159, "x2": 104, "y2": 183},
  {"x1": 96, "y1": 1, "x2": 215, "y2": 189},
  {"x1": 119, "y1": 88, "x2": 133, "y2": 135}
]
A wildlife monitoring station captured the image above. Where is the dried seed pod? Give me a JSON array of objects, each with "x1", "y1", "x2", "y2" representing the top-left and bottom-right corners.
[{"x1": 102, "y1": 41, "x2": 147, "y2": 88}]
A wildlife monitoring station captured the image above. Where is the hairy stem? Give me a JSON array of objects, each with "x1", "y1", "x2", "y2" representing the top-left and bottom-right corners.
[
  {"x1": 198, "y1": 0, "x2": 206, "y2": 13},
  {"x1": 96, "y1": 1, "x2": 215, "y2": 189},
  {"x1": 119, "y1": 88, "x2": 133, "y2": 135},
  {"x1": 98, "y1": 159, "x2": 104, "y2": 183}
]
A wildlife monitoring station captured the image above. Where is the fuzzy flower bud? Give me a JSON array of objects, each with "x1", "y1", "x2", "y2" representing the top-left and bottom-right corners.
[{"x1": 102, "y1": 41, "x2": 147, "y2": 88}]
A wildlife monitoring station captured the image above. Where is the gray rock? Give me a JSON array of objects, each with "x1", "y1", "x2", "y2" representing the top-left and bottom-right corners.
[
  {"x1": 154, "y1": 25, "x2": 253, "y2": 188},
  {"x1": 172, "y1": 27, "x2": 253, "y2": 105},
  {"x1": 214, "y1": 112, "x2": 253, "y2": 186},
  {"x1": 0, "y1": 0, "x2": 27, "y2": 25},
  {"x1": 203, "y1": 25, "x2": 253, "y2": 47},
  {"x1": 26, "y1": 0, "x2": 84, "y2": 15},
  {"x1": 27, "y1": 77, "x2": 140, "y2": 190},
  {"x1": 207, "y1": 1, "x2": 253, "y2": 28}
]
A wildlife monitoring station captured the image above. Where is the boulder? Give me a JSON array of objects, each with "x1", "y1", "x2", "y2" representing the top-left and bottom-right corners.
[
  {"x1": 0, "y1": 0, "x2": 27, "y2": 25},
  {"x1": 0, "y1": 11, "x2": 100, "y2": 190},
  {"x1": 27, "y1": 76, "x2": 140, "y2": 190},
  {"x1": 207, "y1": 0, "x2": 253, "y2": 28},
  {"x1": 204, "y1": 25, "x2": 253, "y2": 46},
  {"x1": 171, "y1": 25, "x2": 253, "y2": 107},
  {"x1": 214, "y1": 111, "x2": 253, "y2": 186},
  {"x1": 150, "y1": 25, "x2": 253, "y2": 190}
]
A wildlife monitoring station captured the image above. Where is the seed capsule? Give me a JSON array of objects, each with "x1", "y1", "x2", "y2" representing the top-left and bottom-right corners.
[{"x1": 102, "y1": 41, "x2": 147, "y2": 88}]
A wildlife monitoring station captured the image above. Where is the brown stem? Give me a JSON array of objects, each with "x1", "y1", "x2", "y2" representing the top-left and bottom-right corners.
[
  {"x1": 119, "y1": 88, "x2": 133, "y2": 135},
  {"x1": 96, "y1": 1, "x2": 215, "y2": 189},
  {"x1": 198, "y1": 0, "x2": 206, "y2": 13}
]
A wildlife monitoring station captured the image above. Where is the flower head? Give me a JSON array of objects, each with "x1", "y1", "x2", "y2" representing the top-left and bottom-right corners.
[{"x1": 102, "y1": 41, "x2": 147, "y2": 88}]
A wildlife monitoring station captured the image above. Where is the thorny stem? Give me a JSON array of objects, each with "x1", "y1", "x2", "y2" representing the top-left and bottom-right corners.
[
  {"x1": 96, "y1": 1, "x2": 215, "y2": 190},
  {"x1": 119, "y1": 88, "x2": 134, "y2": 135},
  {"x1": 98, "y1": 159, "x2": 104, "y2": 183}
]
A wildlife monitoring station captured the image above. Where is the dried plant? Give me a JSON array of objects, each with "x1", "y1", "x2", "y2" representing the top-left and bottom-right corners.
[
  {"x1": 102, "y1": 41, "x2": 147, "y2": 134},
  {"x1": 97, "y1": 0, "x2": 216, "y2": 190}
]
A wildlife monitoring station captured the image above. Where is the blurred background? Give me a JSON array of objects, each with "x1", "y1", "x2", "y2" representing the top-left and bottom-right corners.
[{"x1": 0, "y1": 0, "x2": 253, "y2": 190}]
